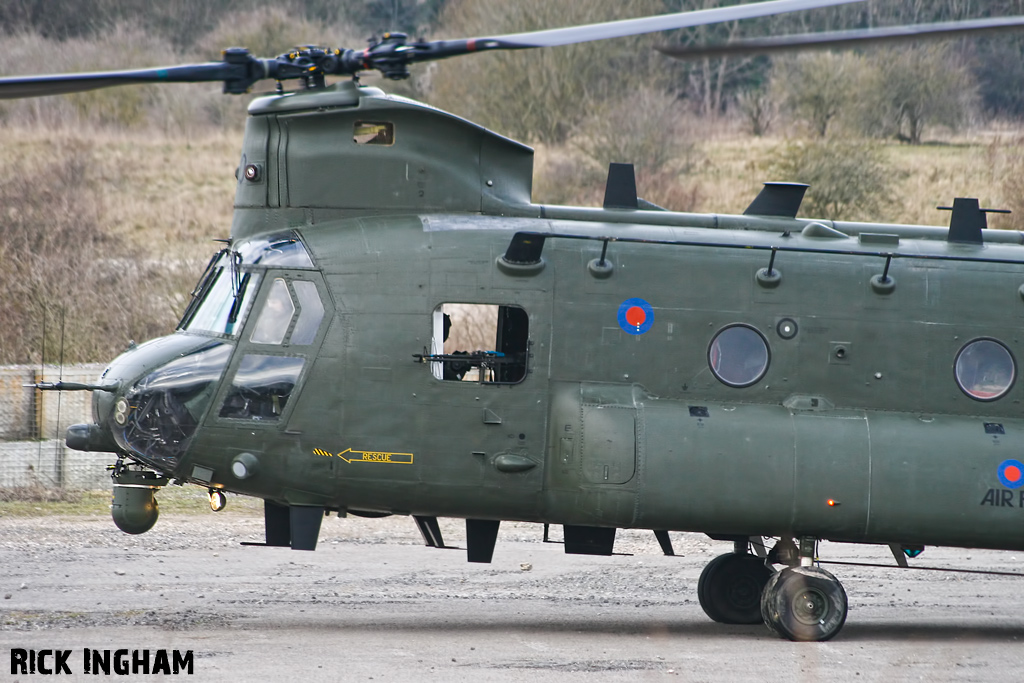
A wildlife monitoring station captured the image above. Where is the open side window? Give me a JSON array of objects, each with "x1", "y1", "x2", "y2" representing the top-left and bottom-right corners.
[{"x1": 424, "y1": 303, "x2": 529, "y2": 384}]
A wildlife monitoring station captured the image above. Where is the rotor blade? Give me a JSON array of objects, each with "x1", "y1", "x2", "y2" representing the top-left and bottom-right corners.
[
  {"x1": 476, "y1": 0, "x2": 862, "y2": 48},
  {"x1": 0, "y1": 58, "x2": 273, "y2": 100},
  {"x1": 411, "y1": 0, "x2": 864, "y2": 65},
  {"x1": 657, "y1": 15, "x2": 1024, "y2": 60},
  {"x1": 0, "y1": 0, "x2": 866, "y2": 94},
  {"x1": 0, "y1": 64, "x2": 225, "y2": 99}
]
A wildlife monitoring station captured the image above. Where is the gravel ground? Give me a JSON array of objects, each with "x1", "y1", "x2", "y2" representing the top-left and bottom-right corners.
[{"x1": 2, "y1": 509, "x2": 1023, "y2": 682}]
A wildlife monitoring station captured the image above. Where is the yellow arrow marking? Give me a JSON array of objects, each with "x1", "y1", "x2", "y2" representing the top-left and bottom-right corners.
[{"x1": 314, "y1": 448, "x2": 413, "y2": 464}]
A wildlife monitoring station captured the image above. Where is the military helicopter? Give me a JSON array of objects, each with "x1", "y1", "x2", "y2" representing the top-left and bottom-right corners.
[{"x1": 5, "y1": 0, "x2": 1024, "y2": 642}]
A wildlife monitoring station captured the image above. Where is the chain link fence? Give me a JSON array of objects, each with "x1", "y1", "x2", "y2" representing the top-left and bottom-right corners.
[{"x1": 0, "y1": 364, "x2": 113, "y2": 493}]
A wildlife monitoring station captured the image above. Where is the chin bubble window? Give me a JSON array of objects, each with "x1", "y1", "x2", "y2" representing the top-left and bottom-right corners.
[
  {"x1": 955, "y1": 339, "x2": 1016, "y2": 401},
  {"x1": 219, "y1": 354, "x2": 305, "y2": 420},
  {"x1": 709, "y1": 324, "x2": 770, "y2": 388}
]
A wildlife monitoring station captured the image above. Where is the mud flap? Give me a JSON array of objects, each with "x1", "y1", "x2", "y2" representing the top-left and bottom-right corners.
[
  {"x1": 290, "y1": 505, "x2": 325, "y2": 551},
  {"x1": 260, "y1": 501, "x2": 323, "y2": 550},
  {"x1": 265, "y1": 500, "x2": 291, "y2": 547},
  {"x1": 466, "y1": 519, "x2": 500, "y2": 563},
  {"x1": 564, "y1": 525, "x2": 616, "y2": 555}
]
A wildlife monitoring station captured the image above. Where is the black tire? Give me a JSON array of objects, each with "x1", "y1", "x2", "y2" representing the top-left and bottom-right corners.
[
  {"x1": 760, "y1": 569, "x2": 783, "y2": 637},
  {"x1": 697, "y1": 552, "x2": 773, "y2": 625},
  {"x1": 760, "y1": 566, "x2": 848, "y2": 642}
]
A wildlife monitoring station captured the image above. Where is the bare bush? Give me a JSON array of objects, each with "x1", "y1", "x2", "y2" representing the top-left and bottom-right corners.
[
  {"x1": 772, "y1": 52, "x2": 864, "y2": 138},
  {"x1": 534, "y1": 87, "x2": 702, "y2": 211},
  {"x1": 0, "y1": 139, "x2": 181, "y2": 364},
  {"x1": 534, "y1": 143, "x2": 702, "y2": 213},
  {"x1": 573, "y1": 86, "x2": 698, "y2": 174},
  {"x1": 736, "y1": 87, "x2": 777, "y2": 137},
  {"x1": 766, "y1": 138, "x2": 895, "y2": 221},
  {"x1": 850, "y1": 45, "x2": 976, "y2": 144},
  {"x1": 533, "y1": 147, "x2": 607, "y2": 206}
]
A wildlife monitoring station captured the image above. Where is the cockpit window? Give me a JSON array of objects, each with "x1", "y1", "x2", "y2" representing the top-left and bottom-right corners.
[
  {"x1": 219, "y1": 354, "x2": 305, "y2": 421},
  {"x1": 248, "y1": 278, "x2": 326, "y2": 346},
  {"x1": 235, "y1": 231, "x2": 314, "y2": 267},
  {"x1": 353, "y1": 121, "x2": 394, "y2": 145},
  {"x1": 250, "y1": 279, "x2": 295, "y2": 344},
  {"x1": 180, "y1": 231, "x2": 313, "y2": 336},
  {"x1": 182, "y1": 251, "x2": 261, "y2": 337},
  {"x1": 291, "y1": 280, "x2": 325, "y2": 345}
]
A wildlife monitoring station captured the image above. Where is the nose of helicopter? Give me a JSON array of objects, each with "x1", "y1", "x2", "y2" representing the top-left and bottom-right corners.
[{"x1": 65, "y1": 334, "x2": 233, "y2": 475}]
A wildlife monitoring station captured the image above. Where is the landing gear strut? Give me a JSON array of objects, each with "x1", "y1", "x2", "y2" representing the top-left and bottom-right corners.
[
  {"x1": 697, "y1": 540, "x2": 772, "y2": 625},
  {"x1": 698, "y1": 536, "x2": 850, "y2": 641}
]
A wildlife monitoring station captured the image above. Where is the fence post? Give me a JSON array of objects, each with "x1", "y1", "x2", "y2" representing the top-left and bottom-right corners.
[{"x1": 31, "y1": 368, "x2": 43, "y2": 440}]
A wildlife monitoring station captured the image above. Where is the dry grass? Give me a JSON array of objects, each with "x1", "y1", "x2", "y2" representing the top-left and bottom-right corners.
[
  {"x1": 0, "y1": 125, "x2": 241, "y2": 260},
  {"x1": 688, "y1": 134, "x2": 784, "y2": 215},
  {"x1": 0, "y1": 484, "x2": 83, "y2": 504},
  {"x1": 0, "y1": 486, "x2": 263, "y2": 517}
]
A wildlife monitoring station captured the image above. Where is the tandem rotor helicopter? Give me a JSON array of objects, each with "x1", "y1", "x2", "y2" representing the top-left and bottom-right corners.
[{"x1": 6, "y1": 0, "x2": 1024, "y2": 642}]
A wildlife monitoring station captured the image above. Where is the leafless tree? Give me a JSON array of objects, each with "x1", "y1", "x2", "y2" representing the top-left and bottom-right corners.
[
  {"x1": 852, "y1": 45, "x2": 975, "y2": 144},
  {"x1": 771, "y1": 52, "x2": 863, "y2": 138}
]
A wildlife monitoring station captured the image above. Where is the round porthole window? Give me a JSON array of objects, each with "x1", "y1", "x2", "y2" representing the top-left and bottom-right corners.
[
  {"x1": 955, "y1": 338, "x2": 1015, "y2": 401},
  {"x1": 709, "y1": 324, "x2": 770, "y2": 388}
]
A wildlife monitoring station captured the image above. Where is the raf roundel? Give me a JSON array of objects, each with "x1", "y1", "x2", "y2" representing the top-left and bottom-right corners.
[
  {"x1": 998, "y1": 460, "x2": 1023, "y2": 488},
  {"x1": 998, "y1": 459, "x2": 1024, "y2": 489},
  {"x1": 618, "y1": 298, "x2": 654, "y2": 335}
]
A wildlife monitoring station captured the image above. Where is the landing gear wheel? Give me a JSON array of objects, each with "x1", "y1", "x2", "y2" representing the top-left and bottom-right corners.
[
  {"x1": 697, "y1": 552, "x2": 773, "y2": 624},
  {"x1": 760, "y1": 566, "x2": 848, "y2": 641}
]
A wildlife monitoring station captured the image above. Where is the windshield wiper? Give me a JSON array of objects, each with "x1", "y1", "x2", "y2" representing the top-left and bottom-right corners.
[
  {"x1": 227, "y1": 270, "x2": 251, "y2": 326},
  {"x1": 178, "y1": 247, "x2": 228, "y2": 329}
]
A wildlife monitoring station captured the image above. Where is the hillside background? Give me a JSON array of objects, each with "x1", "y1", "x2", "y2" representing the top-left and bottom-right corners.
[{"x1": 3, "y1": 0, "x2": 1024, "y2": 363}]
